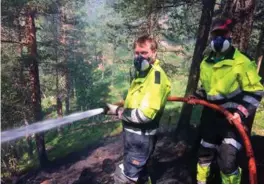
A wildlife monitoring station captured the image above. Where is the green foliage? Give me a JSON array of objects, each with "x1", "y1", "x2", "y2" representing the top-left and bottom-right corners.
[
  {"x1": 1, "y1": 0, "x2": 264, "y2": 180},
  {"x1": 252, "y1": 100, "x2": 264, "y2": 135},
  {"x1": 1, "y1": 44, "x2": 31, "y2": 130}
]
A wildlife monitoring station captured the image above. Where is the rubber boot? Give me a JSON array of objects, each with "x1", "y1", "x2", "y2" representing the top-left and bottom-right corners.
[
  {"x1": 220, "y1": 167, "x2": 242, "y2": 184},
  {"x1": 197, "y1": 163, "x2": 211, "y2": 184}
]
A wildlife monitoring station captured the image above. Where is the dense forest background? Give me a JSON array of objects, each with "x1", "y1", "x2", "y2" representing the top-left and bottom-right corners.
[{"x1": 1, "y1": 0, "x2": 264, "y2": 182}]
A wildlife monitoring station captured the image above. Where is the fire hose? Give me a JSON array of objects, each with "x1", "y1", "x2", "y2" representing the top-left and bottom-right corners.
[
  {"x1": 166, "y1": 96, "x2": 257, "y2": 184},
  {"x1": 0, "y1": 96, "x2": 257, "y2": 183},
  {"x1": 115, "y1": 96, "x2": 257, "y2": 183}
]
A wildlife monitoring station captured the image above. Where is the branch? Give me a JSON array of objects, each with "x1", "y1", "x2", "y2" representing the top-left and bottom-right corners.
[
  {"x1": 1, "y1": 40, "x2": 60, "y2": 46},
  {"x1": 156, "y1": 0, "x2": 200, "y2": 9},
  {"x1": 1, "y1": 40, "x2": 26, "y2": 45}
]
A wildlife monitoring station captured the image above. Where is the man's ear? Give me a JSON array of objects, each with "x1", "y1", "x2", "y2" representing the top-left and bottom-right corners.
[{"x1": 152, "y1": 51, "x2": 157, "y2": 60}]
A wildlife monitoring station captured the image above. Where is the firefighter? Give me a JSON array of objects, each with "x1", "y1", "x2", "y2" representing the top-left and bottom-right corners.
[
  {"x1": 105, "y1": 35, "x2": 171, "y2": 183},
  {"x1": 191, "y1": 18, "x2": 264, "y2": 184}
]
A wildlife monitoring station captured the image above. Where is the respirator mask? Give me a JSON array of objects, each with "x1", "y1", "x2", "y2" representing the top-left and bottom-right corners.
[
  {"x1": 210, "y1": 36, "x2": 231, "y2": 53},
  {"x1": 134, "y1": 55, "x2": 151, "y2": 71}
]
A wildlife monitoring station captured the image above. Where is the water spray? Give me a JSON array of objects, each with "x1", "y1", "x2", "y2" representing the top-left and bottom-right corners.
[{"x1": 1, "y1": 108, "x2": 104, "y2": 143}]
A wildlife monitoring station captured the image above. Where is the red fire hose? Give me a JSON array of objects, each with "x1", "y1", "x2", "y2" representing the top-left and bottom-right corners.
[
  {"x1": 167, "y1": 96, "x2": 257, "y2": 184},
  {"x1": 114, "y1": 96, "x2": 257, "y2": 183}
]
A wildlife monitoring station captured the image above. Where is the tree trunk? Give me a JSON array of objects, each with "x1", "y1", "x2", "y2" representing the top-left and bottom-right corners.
[
  {"x1": 111, "y1": 42, "x2": 117, "y2": 87},
  {"x1": 147, "y1": 0, "x2": 155, "y2": 36},
  {"x1": 53, "y1": 11, "x2": 63, "y2": 134},
  {"x1": 256, "y1": 27, "x2": 264, "y2": 80},
  {"x1": 222, "y1": 0, "x2": 257, "y2": 133},
  {"x1": 214, "y1": 0, "x2": 226, "y2": 16},
  {"x1": 65, "y1": 68, "x2": 70, "y2": 114},
  {"x1": 259, "y1": 57, "x2": 264, "y2": 84},
  {"x1": 26, "y1": 10, "x2": 48, "y2": 167},
  {"x1": 222, "y1": 0, "x2": 255, "y2": 52},
  {"x1": 61, "y1": 8, "x2": 70, "y2": 115},
  {"x1": 24, "y1": 118, "x2": 34, "y2": 157},
  {"x1": 176, "y1": 0, "x2": 216, "y2": 131}
]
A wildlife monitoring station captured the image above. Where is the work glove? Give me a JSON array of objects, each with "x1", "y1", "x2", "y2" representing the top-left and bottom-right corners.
[
  {"x1": 227, "y1": 112, "x2": 241, "y2": 123},
  {"x1": 104, "y1": 103, "x2": 124, "y2": 119},
  {"x1": 227, "y1": 112, "x2": 249, "y2": 132}
]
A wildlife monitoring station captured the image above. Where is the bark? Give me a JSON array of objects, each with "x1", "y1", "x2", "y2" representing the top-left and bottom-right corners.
[
  {"x1": 259, "y1": 56, "x2": 264, "y2": 84},
  {"x1": 0, "y1": 40, "x2": 26, "y2": 44},
  {"x1": 24, "y1": 118, "x2": 34, "y2": 157},
  {"x1": 147, "y1": 0, "x2": 155, "y2": 36},
  {"x1": 111, "y1": 41, "x2": 117, "y2": 87},
  {"x1": 222, "y1": 0, "x2": 256, "y2": 52},
  {"x1": 26, "y1": 9, "x2": 48, "y2": 167},
  {"x1": 176, "y1": 0, "x2": 216, "y2": 130},
  {"x1": 61, "y1": 7, "x2": 70, "y2": 115},
  {"x1": 256, "y1": 27, "x2": 264, "y2": 78},
  {"x1": 218, "y1": 0, "x2": 257, "y2": 133},
  {"x1": 56, "y1": 96, "x2": 63, "y2": 134},
  {"x1": 65, "y1": 68, "x2": 70, "y2": 114},
  {"x1": 214, "y1": 0, "x2": 226, "y2": 16},
  {"x1": 53, "y1": 10, "x2": 63, "y2": 134}
]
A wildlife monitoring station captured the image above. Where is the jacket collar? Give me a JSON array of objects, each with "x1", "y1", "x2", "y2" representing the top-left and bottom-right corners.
[{"x1": 205, "y1": 46, "x2": 235, "y2": 63}]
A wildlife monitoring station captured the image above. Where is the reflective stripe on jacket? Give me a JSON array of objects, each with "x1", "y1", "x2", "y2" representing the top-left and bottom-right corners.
[
  {"x1": 199, "y1": 48, "x2": 264, "y2": 117},
  {"x1": 123, "y1": 59, "x2": 171, "y2": 128}
]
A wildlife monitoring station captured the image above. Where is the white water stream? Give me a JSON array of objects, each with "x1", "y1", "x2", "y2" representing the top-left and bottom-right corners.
[{"x1": 1, "y1": 108, "x2": 104, "y2": 143}]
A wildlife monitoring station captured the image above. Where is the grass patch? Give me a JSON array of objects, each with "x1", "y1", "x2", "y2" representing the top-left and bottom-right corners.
[
  {"x1": 46, "y1": 120, "x2": 122, "y2": 161},
  {"x1": 252, "y1": 100, "x2": 264, "y2": 136}
]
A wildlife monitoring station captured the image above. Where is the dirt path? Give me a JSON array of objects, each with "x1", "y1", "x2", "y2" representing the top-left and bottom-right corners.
[{"x1": 6, "y1": 127, "x2": 264, "y2": 184}]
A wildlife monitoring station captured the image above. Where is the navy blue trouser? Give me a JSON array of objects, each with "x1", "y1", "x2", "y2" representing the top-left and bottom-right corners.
[
  {"x1": 198, "y1": 107, "x2": 252, "y2": 175},
  {"x1": 123, "y1": 128, "x2": 157, "y2": 181}
]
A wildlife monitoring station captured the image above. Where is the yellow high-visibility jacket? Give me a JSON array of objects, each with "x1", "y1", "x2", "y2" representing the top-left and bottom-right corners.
[
  {"x1": 122, "y1": 59, "x2": 171, "y2": 130},
  {"x1": 199, "y1": 47, "x2": 264, "y2": 118}
]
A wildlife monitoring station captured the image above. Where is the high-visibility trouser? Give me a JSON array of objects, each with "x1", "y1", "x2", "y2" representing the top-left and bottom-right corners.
[{"x1": 197, "y1": 139, "x2": 242, "y2": 184}]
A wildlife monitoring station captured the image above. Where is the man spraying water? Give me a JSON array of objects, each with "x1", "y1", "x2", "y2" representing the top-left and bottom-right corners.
[{"x1": 105, "y1": 35, "x2": 171, "y2": 184}]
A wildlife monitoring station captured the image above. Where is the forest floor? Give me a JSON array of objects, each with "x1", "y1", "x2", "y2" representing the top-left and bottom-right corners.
[{"x1": 4, "y1": 125, "x2": 264, "y2": 184}]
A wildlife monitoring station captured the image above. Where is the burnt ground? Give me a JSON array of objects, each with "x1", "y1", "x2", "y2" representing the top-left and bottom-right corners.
[{"x1": 3, "y1": 125, "x2": 264, "y2": 184}]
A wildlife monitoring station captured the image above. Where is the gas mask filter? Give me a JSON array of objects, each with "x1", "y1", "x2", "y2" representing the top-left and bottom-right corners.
[
  {"x1": 210, "y1": 36, "x2": 231, "y2": 53},
  {"x1": 134, "y1": 55, "x2": 151, "y2": 71}
]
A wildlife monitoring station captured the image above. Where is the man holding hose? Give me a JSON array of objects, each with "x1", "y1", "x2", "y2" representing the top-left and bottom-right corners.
[
  {"x1": 105, "y1": 35, "x2": 171, "y2": 183},
  {"x1": 191, "y1": 18, "x2": 264, "y2": 184}
]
